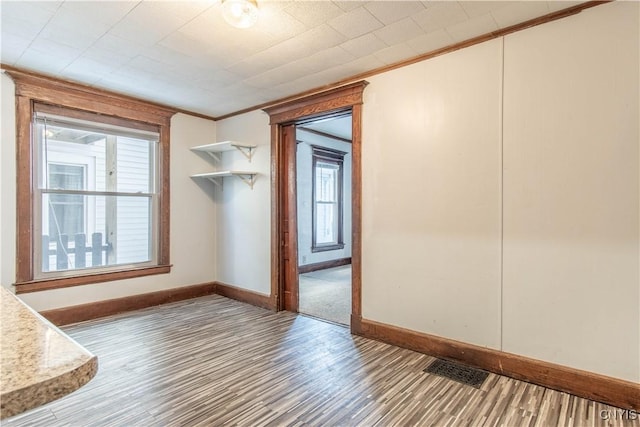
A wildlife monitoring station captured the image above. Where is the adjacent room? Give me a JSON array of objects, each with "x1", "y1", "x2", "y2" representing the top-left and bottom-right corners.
[
  {"x1": 1, "y1": 0, "x2": 638, "y2": 425},
  {"x1": 296, "y1": 113, "x2": 353, "y2": 326}
]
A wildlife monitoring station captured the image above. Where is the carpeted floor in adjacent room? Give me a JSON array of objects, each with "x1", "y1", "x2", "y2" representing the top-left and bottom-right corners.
[{"x1": 298, "y1": 265, "x2": 351, "y2": 326}]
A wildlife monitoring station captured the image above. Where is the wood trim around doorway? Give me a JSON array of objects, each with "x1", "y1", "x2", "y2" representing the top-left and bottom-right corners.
[{"x1": 264, "y1": 81, "x2": 368, "y2": 328}]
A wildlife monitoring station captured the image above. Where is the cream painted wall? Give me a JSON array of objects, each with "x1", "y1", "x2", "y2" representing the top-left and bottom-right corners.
[
  {"x1": 359, "y1": 1, "x2": 639, "y2": 382},
  {"x1": 0, "y1": 77, "x2": 218, "y2": 311},
  {"x1": 0, "y1": 76, "x2": 10, "y2": 286},
  {"x1": 1, "y1": 75, "x2": 17, "y2": 290},
  {"x1": 214, "y1": 110, "x2": 271, "y2": 295},
  {"x1": 361, "y1": 38, "x2": 504, "y2": 350},
  {"x1": 502, "y1": 2, "x2": 639, "y2": 382}
]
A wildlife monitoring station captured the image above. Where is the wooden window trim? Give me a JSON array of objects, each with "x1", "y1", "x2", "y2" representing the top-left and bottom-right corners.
[
  {"x1": 311, "y1": 146, "x2": 345, "y2": 253},
  {"x1": 6, "y1": 68, "x2": 175, "y2": 293}
]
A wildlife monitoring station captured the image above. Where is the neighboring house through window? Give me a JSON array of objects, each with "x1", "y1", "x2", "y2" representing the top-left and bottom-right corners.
[
  {"x1": 312, "y1": 146, "x2": 345, "y2": 252},
  {"x1": 36, "y1": 113, "x2": 158, "y2": 276}
]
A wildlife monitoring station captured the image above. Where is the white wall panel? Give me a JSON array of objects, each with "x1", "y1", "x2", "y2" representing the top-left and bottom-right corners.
[
  {"x1": 215, "y1": 110, "x2": 271, "y2": 295},
  {"x1": 361, "y1": 38, "x2": 503, "y2": 349},
  {"x1": 502, "y1": 2, "x2": 639, "y2": 381}
]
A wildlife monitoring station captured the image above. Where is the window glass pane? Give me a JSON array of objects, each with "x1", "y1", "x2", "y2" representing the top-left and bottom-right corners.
[
  {"x1": 37, "y1": 121, "x2": 156, "y2": 193},
  {"x1": 117, "y1": 137, "x2": 154, "y2": 193},
  {"x1": 116, "y1": 196, "x2": 151, "y2": 264},
  {"x1": 49, "y1": 163, "x2": 84, "y2": 190},
  {"x1": 316, "y1": 202, "x2": 338, "y2": 245},
  {"x1": 316, "y1": 161, "x2": 338, "y2": 202},
  {"x1": 41, "y1": 194, "x2": 153, "y2": 273},
  {"x1": 47, "y1": 164, "x2": 85, "y2": 239}
]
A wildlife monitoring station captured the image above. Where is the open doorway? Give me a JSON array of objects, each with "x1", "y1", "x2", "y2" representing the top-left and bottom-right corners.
[
  {"x1": 296, "y1": 114, "x2": 353, "y2": 325},
  {"x1": 264, "y1": 80, "x2": 367, "y2": 333}
]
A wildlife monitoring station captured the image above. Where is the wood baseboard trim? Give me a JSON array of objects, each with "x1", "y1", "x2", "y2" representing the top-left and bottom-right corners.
[
  {"x1": 353, "y1": 317, "x2": 639, "y2": 411},
  {"x1": 298, "y1": 257, "x2": 352, "y2": 274},
  {"x1": 40, "y1": 282, "x2": 216, "y2": 326},
  {"x1": 214, "y1": 281, "x2": 275, "y2": 311}
]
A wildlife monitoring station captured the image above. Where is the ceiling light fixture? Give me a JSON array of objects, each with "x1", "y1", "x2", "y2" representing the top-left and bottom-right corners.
[{"x1": 221, "y1": 0, "x2": 259, "y2": 29}]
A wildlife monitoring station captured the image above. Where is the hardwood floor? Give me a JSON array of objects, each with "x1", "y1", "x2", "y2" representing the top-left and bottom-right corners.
[{"x1": 5, "y1": 295, "x2": 638, "y2": 427}]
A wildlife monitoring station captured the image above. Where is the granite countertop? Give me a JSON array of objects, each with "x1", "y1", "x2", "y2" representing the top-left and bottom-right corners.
[{"x1": 0, "y1": 287, "x2": 98, "y2": 419}]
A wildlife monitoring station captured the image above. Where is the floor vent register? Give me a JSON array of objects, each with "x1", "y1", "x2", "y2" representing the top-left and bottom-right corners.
[{"x1": 424, "y1": 359, "x2": 490, "y2": 389}]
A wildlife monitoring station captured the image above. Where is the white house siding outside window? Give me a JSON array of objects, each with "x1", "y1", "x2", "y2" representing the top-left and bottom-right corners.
[{"x1": 34, "y1": 111, "x2": 159, "y2": 279}]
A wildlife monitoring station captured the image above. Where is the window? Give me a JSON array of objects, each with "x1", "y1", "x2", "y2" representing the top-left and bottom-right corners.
[
  {"x1": 35, "y1": 112, "x2": 159, "y2": 277},
  {"x1": 312, "y1": 146, "x2": 345, "y2": 252},
  {"x1": 10, "y1": 69, "x2": 173, "y2": 293}
]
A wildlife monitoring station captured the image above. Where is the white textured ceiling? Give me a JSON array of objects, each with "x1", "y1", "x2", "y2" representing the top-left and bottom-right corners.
[
  {"x1": 1, "y1": 0, "x2": 585, "y2": 118},
  {"x1": 302, "y1": 115, "x2": 352, "y2": 140}
]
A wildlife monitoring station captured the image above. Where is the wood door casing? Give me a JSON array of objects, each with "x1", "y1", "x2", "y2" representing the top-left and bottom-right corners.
[
  {"x1": 281, "y1": 124, "x2": 299, "y2": 312},
  {"x1": 265, "y1": 81, "x2": 368, "y2": 331}
]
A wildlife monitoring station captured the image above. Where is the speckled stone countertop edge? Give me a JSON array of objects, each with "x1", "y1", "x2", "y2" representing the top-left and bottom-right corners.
[
  {"x1": 1, "y1": 355, "x2": 98, "y2": 419},
  {"x1": 0, "y1": 287, "x2": 99, "y2": 419}
]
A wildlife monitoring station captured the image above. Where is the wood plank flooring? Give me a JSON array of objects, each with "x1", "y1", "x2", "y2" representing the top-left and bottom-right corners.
[{"x1": 4, "y1": 295, "x2": 638, "y2": 427}]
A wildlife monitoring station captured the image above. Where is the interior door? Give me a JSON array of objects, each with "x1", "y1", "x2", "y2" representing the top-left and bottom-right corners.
[{"x1": 281, "y1": 124, "x2": 299, "y2": 312}]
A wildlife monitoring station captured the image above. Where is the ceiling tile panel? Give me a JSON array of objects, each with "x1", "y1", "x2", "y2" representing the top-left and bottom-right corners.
[
  {"x1": 491, "y1": 1, "x2": 550, "y2": 28},
  {"x1": 288, "y1": 46, "x2": 356, "y2": 77},
  {"x1": 39, "y1": 21, "x2": 110, "y2": 50},
  {"x1": 62, "y1": 57, "x2": 119, "y2": 84},
  {"x1": 364, "y1": 1, "x2": 427, "y2": 25},
  {"x1": 270, "y1": 79, "x2": 316, "y2": 100},
  {"x1": 0, "y1": 34, "x2": 33, "y2": 65},
  {"x1": 0, "y1": 22, "x2": 35, "y2": 43},
  {"x1": 57, "y1": 1, "x2": 138, "y2": 27},
  {"x1": 195, "y1": 70, "x2": 245, "y2": 91},
  {"x1": 107, "y1": 1, "x2": 203, "y2": 47},
  {"x1": 374, "y1": 17, "x2": 425, "y2": 46},
  {"x1": 243, "y1": 60, "x2": 316, "y2": 88},
  {"x1": 127, "y1": 55, "x2": 167, "y2": 74},
  {"x1": 340, "y1": 33, "x2": 388, "y2": 58},
  {"x1": 406, "y1": 28, "x2": 455, "y2": 55},
  {"x1": 227, "y1": 23, "x2": 347, "y2": 78},
  {"x1": 0, "y1": 1, "x2": 58, "y2": 26},
  {"x1": 458, "y1": 1, "x2": 517, "y2": 18},
  {"x1": 445, "y1": 13, "x2": 498, "y2": 43},
  {"x1": 245, "y1": 6, "x2": 309, "y2": 46},
  {"x1": 16, "y1": 47, "x2": 77, "y2": 75},
  {"x1": 1, "y1": 9, "x2": 54, "y2": 40},
  {"x1": 332, "y1": 54, "x2": 387, "y2": 76},
  {"x1": 546, "y1": 1, "x2": 586, "y2": 13},
  {"x1": 90, "y1": 33, "x2": 147, "y2": 62},
  {"x1": 158, "y1": 32, "x2": 215, "y2": 61},
  {"x1": 412, "y1": 2, "x2": 469, "y2": 32},
  {"x1": 28, "y1": 38, "x2": 85, "y2": 62},
  {"x1": 327, "y1": 6, "x2": 384, "y2": 39},
  {"x1": 283, "y1": 1, "x2": 344, "y2": 27},
  {"x1": 334, "y1": 1, "x2": 365, "y2": 12},
  {"x1": 374, "y1": 43, "x2": 419, "y2": 65}
]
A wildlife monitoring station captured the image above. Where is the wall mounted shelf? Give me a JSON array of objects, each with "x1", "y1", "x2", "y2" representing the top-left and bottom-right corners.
[
  {"x1": 191, "y1": 141, "x2": 257, "y2": 162},
  {"x1": 191, "y1": 140, "x2": 257, "y2": 190},
  {"x1": 191, "y1": 171, "x2": 258, "y2": 189}
]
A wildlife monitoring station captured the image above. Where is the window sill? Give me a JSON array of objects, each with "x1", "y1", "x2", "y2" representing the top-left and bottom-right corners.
[
  {"x1": 14, "y1": 265, "x2": 172, "y2": 294},
  {"x1": 311, "y1": 244, "x2": 345, "y2": 253}
]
